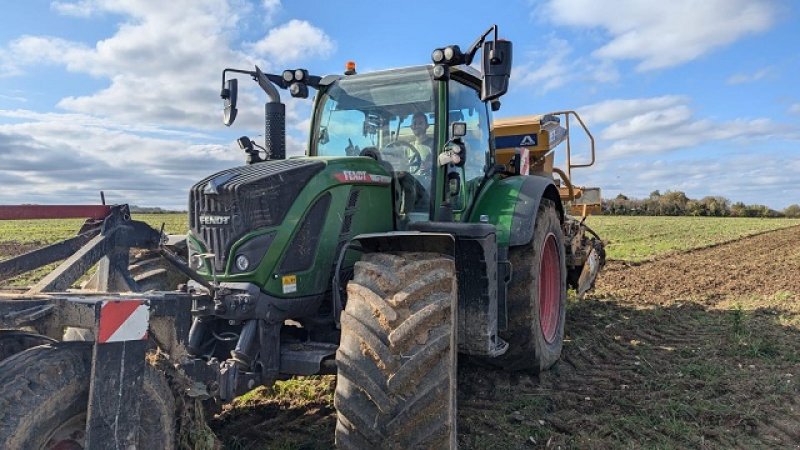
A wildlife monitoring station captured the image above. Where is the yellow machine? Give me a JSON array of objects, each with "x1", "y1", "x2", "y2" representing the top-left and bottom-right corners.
[{"x1": 493, "y1": 111, "x2": 601, "y2": 216}]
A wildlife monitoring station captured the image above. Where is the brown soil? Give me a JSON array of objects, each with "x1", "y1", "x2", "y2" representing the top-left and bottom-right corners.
[
  {"x1": 212, "y1": 227, "x2": 800, "y2": 449},
  {"x1": 0, "y1": 241, "x2": 41, "y2": 258},
  {"x1": 459, "y1": 225, "x2": 800, "y2": 449},
  {"x1": 592, "y1": 225, "x2": 800, "y2": 305}
]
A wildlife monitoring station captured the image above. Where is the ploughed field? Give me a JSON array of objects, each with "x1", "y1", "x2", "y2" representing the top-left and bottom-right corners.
[{"x1": 1, "y1": 215, "x2": 799, "y2": 448}]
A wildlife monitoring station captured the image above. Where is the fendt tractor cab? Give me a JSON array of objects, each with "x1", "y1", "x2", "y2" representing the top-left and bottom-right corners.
[{"x1": 174, "y1": 25, "x2": 604, "y2": 447}]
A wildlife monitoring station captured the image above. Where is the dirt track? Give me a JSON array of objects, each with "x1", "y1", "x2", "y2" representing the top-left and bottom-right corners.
[{"x1": 212, "y1": 226, "x2": 800, "y2": 449}]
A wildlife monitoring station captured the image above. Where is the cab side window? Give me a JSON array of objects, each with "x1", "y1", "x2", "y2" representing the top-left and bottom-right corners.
[{"x1": 448, "y1": 82, "x2": 490, "y2": 183}]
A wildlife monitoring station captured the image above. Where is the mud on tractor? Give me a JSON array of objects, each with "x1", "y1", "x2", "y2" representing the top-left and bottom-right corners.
[{"x1": 0, "y1": 25, "x2": 604, "y2": 449}]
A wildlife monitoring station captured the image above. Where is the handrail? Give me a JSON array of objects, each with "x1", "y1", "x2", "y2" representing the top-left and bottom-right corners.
[
  {"x1": 549, "y1": 110, "x2": 595, "y2": 181},
  {"x1": 551, "y1": 167, "x2": 575, "y2": 202}
]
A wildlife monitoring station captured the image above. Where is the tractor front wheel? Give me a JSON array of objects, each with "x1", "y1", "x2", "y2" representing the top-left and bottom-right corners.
[
  {"x1": 495, "y1": 198, "x2": 567, "y2": 372},
  {"x1": 0, "y1": 342, "x2": 175, "y2": 449},
  {"x1": 335, "y1": 252, "x2": 458, "y2": 449}
]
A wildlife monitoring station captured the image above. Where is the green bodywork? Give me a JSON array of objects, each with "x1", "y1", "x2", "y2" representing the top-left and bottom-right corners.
[
  {"x1": 188, "y1": 156, "x2": 393, "y2": 298},
  {"x1": 188, "y1": 65, "x2": 552, "y2": 300},
  {"x1": 466, "y1": 175, "x2": 524, "y2": 247}
]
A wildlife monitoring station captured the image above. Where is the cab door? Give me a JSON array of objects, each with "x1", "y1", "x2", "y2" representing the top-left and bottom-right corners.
[{"x1": 448, "y1": 80, "x2": 491, "y2": 219}]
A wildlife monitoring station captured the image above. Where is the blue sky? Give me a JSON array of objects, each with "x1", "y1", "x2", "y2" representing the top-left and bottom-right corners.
[{"x1": 0, "y1": 0, "x2": 798, "y2": 209}]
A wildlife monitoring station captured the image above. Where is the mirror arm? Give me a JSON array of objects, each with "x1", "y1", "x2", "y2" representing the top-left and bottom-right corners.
[
  {"x1": 221, "y1": 68, "x2": 254, "y2": 94},
  {"x1": 221, "y1": 67, "x2": 282, "y2": 104},
  {"x1": 464, "y1": 24, "x2": 497, "y2": 66}
]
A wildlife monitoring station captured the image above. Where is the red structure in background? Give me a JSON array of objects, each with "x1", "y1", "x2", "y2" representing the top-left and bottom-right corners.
[{"x1": 0, "y1": 205, "x2": 112, "y2": 220}]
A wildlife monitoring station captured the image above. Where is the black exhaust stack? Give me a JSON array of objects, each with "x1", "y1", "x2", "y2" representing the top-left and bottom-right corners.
[{"x1": 265, "y1": 102, "x2": 285, "y2": 160}]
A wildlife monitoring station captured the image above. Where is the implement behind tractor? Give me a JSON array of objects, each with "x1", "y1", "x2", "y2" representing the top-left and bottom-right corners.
[{"x1": 0, "y1": 25, "x2": 604, "y2": 449}]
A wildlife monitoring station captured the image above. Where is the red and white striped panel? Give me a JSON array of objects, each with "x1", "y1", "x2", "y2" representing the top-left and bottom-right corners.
[{"x1": 97, "y1": 300, "x2": 149, "y2": 343}]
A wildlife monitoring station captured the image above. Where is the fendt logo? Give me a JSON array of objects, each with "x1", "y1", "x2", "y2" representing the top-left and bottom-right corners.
[{"x1": 199, "y1": 214, "x2": 231, "y2": 225}]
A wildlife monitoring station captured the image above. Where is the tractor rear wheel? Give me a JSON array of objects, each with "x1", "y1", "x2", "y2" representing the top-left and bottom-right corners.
[
  {"x1": 0, "y1": 342, "x2": 175, "y2": 449},
  {"x1": 495, "y1": 198, "x2": 567, "y2": 372},
  {"x1": 335, "y1": 252, "x2": 457, "y2": 449}
]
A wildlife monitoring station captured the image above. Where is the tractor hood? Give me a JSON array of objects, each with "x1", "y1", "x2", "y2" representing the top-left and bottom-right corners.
[
  {"x1": 188, "y1": 157, "x2": 391, "y2": 274},
  {"x1": 189, "y1": 159, "x2": 325, "y2": 271}
]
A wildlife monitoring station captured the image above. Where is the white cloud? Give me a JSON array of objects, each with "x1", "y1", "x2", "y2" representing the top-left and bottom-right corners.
[
  {"x1": 601, "y1": 104, "x2": 693, "y2": 140},
  {"x1": 513, "y1": 38, "x2": 573, "y2": 93},
  {"x1": 789, "y1": 103, "x2": 800, "y2": 115},
  {"x1": 0, "y1": 114, "x2": 238, "y2": 208},
  {"x1": 578, "y1": 96, "x2": 688, "y2": 125},
  {"x1": 512, "y1": 37, "x2": 619, "y2": 95},
  {"x1": 727, "y1": 66, "x2": 773, "y2": 85},
  {"x1": 0, "y1": 93, "x2": 27, "y2": 103},
  {"x1": 538, "y1": 0, "x2": 777, "y2": 71},
  {"x1": 0, "y1": 1, "x2": 331, "y2": 207},
  {"x1": 262, "y1": 0, "x2": 281, "y2": 23},
  {"x1": 247, "y1": 19, "x2": 335, "y2": 65},
  {"x1": 50, "y1": 0, "x2": 99, "y2": 17},
  {"x1": 577, "y1": 95, "x2": 795, "y2": 159},
  {"x1": 1, "y1": 2, "x2": 331, "y2": 130},
  {"x1": 579, "y1": 149, "x2": 800, "y2": 208}
]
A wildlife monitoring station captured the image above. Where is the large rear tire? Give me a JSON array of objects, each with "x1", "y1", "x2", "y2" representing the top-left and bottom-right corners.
[
  {"x1": 494, "y1": 198, "x2": 567, "y2": 372},
  {"x1": 335, "y1": 252, "x2": 457, "y2": 449},
  {"x1": 0, "y1": 342, "x2": 175, "y2": 449}
]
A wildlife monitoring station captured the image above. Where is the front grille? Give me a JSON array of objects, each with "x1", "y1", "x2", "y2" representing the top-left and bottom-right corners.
[{"x1": 189, "y1": 159, "x2": 325, "y2": 271}]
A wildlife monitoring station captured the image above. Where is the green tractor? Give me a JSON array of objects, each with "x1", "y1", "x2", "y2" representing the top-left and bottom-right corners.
[
  {"x1": 189, "y1": 25, "x2": 604, "y2": 447},
  {"x1": 0, "y1": 25, "x2": 604, "y2": 449}
]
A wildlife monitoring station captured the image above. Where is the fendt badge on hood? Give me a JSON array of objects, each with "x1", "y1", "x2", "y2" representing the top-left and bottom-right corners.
[{"x1": 199, "y1": 214, "x2": 231, "y2": 225}]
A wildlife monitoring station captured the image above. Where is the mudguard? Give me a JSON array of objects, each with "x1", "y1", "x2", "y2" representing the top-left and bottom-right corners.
[
  {"x1": 351, "y1": 231, "x2": 456, "y2": 256},
  {"x1": 469, "y1": 175, "x2": 563, "y2": 247},
  {"x1": 332, "y1": 231, "x2": 456, "y2": 327}
]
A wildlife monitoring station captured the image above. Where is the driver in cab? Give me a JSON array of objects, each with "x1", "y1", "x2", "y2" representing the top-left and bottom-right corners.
[
  {"x1": 410, "y1": 112, "x2": 435, "y2": 177},
  {"x1": 381, "y1": 111, "x2": 434, "y2": 216}
]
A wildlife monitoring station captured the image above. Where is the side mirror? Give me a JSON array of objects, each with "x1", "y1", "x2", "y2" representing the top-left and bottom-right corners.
[
  {"x1": 481, "y1": 40, "x2": 512, "y2": 101},
  {"x1": 222, "y1": 79, "x2": 238, "y2": 126}
]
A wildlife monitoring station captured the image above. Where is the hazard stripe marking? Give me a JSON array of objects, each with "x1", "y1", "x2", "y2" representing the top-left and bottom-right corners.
[{"x1": 97, "y1": 300, "x2": 149, "y2": 343}]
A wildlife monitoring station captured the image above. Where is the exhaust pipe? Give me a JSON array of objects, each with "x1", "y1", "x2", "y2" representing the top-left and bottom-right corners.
[{"x1": 265, "y1": 102, "x2": 285, "y2": 160}]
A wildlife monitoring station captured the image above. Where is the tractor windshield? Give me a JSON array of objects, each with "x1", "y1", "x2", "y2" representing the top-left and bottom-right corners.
[
  {"x1": 313, "y1": 66, "x2": 435, "y2": 158},
  {"x1": 313, "y1": 66, "x2": 436, "y2": 216}
]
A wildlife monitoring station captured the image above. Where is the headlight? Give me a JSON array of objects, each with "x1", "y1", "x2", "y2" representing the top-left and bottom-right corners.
[
  {"x1": 432, "y1": 48, "x2": 444, "y2": 63},
  {"x1": 230, "y1": 232, "x2": 276, "y2": 274},
  {"x1": 235, "y1": 255, "x2": 250, "y2": 272}
]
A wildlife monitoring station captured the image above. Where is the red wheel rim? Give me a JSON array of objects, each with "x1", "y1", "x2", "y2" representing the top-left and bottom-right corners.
[{"x1": 539, "y1": 233, "x2": 561, "y2": 344}]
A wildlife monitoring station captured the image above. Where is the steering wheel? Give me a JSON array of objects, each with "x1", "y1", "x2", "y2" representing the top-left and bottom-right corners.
[
  {"x1": 382, "y1": 141, "x2": 422, "y2": 173},
  {"x1": 358, "y1": 146, "x2": 382, "y2": 161}
]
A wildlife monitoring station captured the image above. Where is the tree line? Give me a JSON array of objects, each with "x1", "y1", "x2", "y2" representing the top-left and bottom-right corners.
[{"x1": 602, "y1": 191, "x2": 800, "y2": 218}]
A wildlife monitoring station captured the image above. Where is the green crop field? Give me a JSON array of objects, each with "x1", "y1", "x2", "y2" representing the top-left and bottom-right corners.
[
  {"x1": 1, "y1": 214, "x2": 798, "y2": 263},
  {"x1": 585, "y1": 215, "x2": 800, "y2": 262},
  {"x1": 0, "y1": 214, "x2": 188, "y2": 286},
  {"x1": 0, "y1": 214, "x2": 188, "y2": 248}
]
